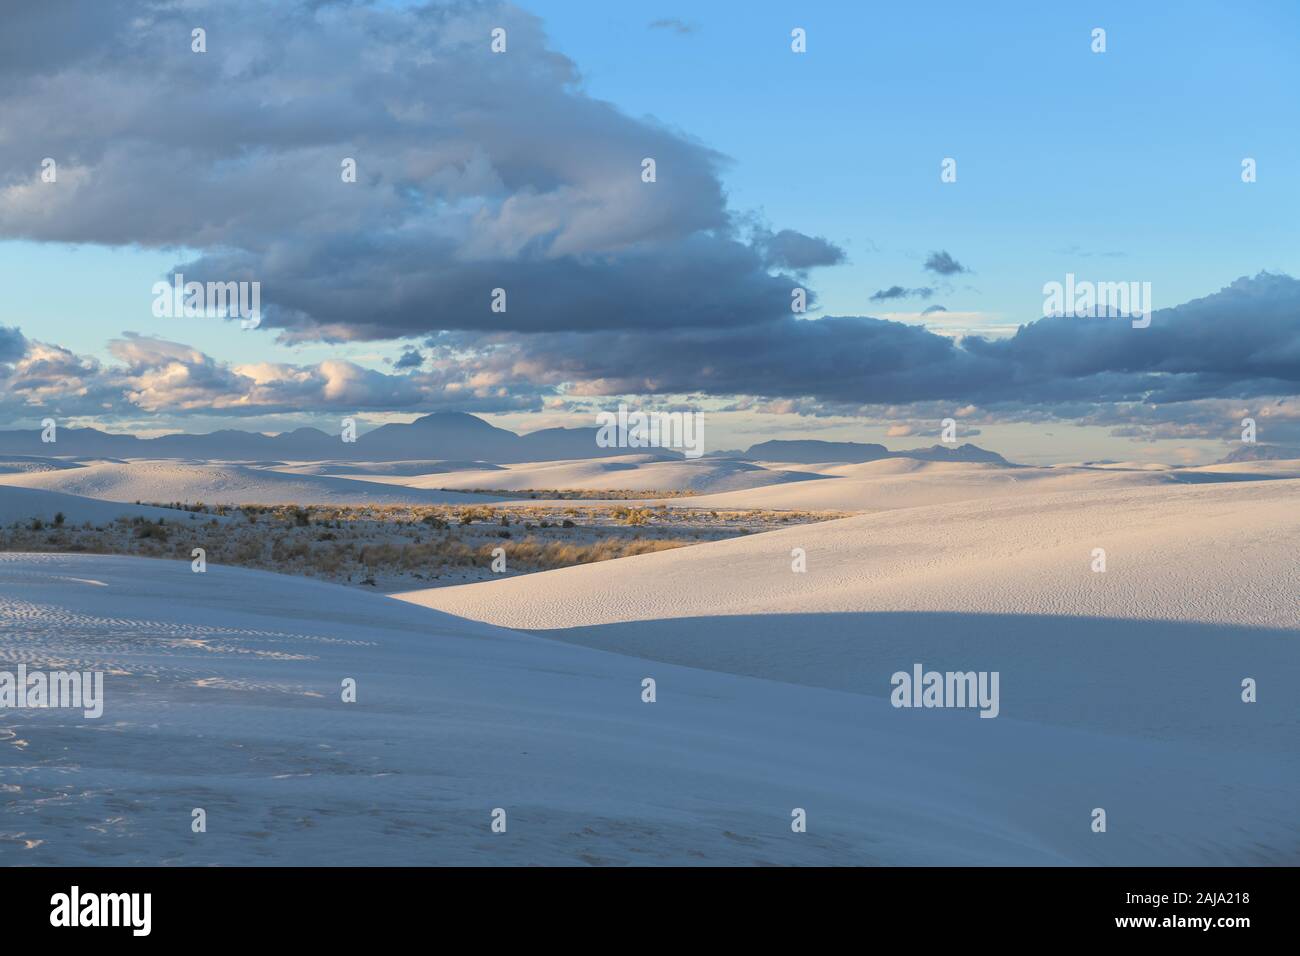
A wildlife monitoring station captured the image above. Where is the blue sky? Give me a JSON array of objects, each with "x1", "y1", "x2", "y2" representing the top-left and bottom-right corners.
[
  {"x1": 2, "y1": 0, "x2": 1297, "y2": 462},
  {"x1": 538, "y1": 0, "x2": 1297, "y2": 322},
  {"x1": 13, "y1": 0, "x2": 1297, "y2": 356}
]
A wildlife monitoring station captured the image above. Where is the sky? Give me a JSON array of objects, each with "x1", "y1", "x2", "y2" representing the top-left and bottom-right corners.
[{"x1": 1, "y1": 0, "x2": 1298, "y2": 463}]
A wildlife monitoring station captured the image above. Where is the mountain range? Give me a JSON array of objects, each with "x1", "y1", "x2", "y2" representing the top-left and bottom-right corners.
[
  {"x1": 742, "y1": 439, "x2": 1011, "y2": 465},
  {"x1": 0, "y1": 413, "x2": 616, "y2": 463},
  {"x1": 1216, "y1": 443, "x2": 1300, "y2": 463},
  {"x1": 0, "y1": 413, "x2": 1012, "y2": 465}
]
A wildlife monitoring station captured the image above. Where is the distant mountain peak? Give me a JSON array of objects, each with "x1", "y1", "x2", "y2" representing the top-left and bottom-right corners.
[
  {"x1": 744, "y1": 438, "x2": 1010, "y2": 465},
  {"x1": 0, "y1": 415, "x2": 1012, "y2": 466},
  {"x1": 409, "y1": 411, "x2": 498, "y2": 429},
  {"x1": 1217, "y1": 443, "x2": 1300, "y2": 463}
]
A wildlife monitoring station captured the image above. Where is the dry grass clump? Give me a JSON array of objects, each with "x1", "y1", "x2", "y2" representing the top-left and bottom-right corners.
[
  {"x1": 2, "y1": 500, "x2": 840, "y2": 589},
  {"x1": 610, "y1": 506, "x2": 653, "y2": 526},
  {"x1": 0, "y1": 503, "x2": 704, "y2": 587},
  {"x1": 461, "y1": 487, "x2": 696, "y2": 500},
  {"x1": 337, "y1": 535, "x2": 687, "y2": 572}
]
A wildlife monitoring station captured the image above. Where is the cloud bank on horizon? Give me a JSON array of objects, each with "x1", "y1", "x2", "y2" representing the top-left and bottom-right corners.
[{"x1": 1, "y1": 0, "x2": 1298, "y2": 447}]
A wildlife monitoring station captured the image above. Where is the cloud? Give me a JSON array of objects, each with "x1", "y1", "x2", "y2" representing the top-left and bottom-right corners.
[
  {"x1": 870, "y1": 285, "x2": 934, "y2": 302},
  {"x1": 393, "y1": 348, "x2": 425, "y2": 370},
  {"x1": 0, "y1": 333, "x2": 541, "y2": 422},
  {"x1": 2, "y1": 4, "x2": 1296, "y2": 443},
  {"x1": 753, "y1": 228, "x2": 845, "y2": 271},
  {"x1": 0, "y1": 0, "x2": 826, "y2": 341},
  {"x1": 420, "y1": 272, "x2": 1300, "y2": 413},
  {"x1": 0, "y1": 326, "x2": 28, "y2": 364},
  {"x1": 921, "y1": 305, "x2": 948, "y2": 314},
  {"x1": 923, "y1": 250, "x2": 968, "y2": 275},
  {"x1": 648, "y1": 18, "x2": 696, "y2": 35},
  {"x1": 6, "y1": 274, "x2": 1299, "y2": 431}
]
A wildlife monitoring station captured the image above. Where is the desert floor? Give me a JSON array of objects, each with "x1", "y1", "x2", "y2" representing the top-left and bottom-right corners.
[{"x1": 1, "y1": 454, "x2": 1297, "y2": 864}]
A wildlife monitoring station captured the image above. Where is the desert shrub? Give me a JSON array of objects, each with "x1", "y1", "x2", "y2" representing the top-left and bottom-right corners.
[
  {"x1": 272, "y1": 539, "x2": 310, "y2": 562},
  {"x1": 135, "y1": 522, "x2": 169, "y2": 541},
  {"x1": 233, "y1": 538, "x2": 263, "y2": 562},
  {"x1": 614, "y1": 507, "x2": 652, "y2": 526},
  {"x1": 456, "y1": 506, "x2": 496, "y2": 525},
  {"x1": 308, "y1": 546, "x2": 345, "y2": 574}
]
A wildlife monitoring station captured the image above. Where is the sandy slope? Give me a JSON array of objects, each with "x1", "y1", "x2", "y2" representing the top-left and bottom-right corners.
[
  {"x1": 0, "y1": 456, "x2": 85, "y2": 476},
  {"x1": 1189, "y1": 459, "x2": 1300, "y2": 478},
  {"x1": 278, "y1": 456, "x2": 1300, "y2": 509},
  {"x1": 0, "y1": 460, "x2": 501, "y2": 506},
  {"x1": 645, "y1": 458, "x2": 1300, "y2": 511},
  {"x1": 348, "y1": 454, "x2": 820, "y2": 494},
  {"x1": 402, "y1": 477, "x2": 1300, "y2": 652},
  {"x1": 7, "y1": 456, "x2": 1294, "y2": 512},
  {"x1": 2, "y1": 550, "x2": 1294, "y2": 865},
  {"x1": 269, "y1": 459, "x2": 505, "y2": 478},
  {"x1": 0, "y1": 486, "x2": 213, "y2": 526},
  {"x1": 397, "y1": 480, "x2": 1300, "y2": 852}
]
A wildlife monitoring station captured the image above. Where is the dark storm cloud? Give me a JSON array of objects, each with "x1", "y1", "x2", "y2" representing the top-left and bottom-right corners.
[
  {"x1": 0, "y1": 0, "x2": 141, "y2": 77},
  {"x1": 177, "y1": 232, "x2": 806, "y2": 338},
  {"x1": 424, "y1": 272, "x2": 1300, "y2": 409},
  {"x1": 870, "y1": 286, "x2": 934, "y2": 302},
  {"x1": 923, "y1": 251, "x2": 968, "y2": 275},
  {"x1": 753, "y1": 229, "x2": 846, "y2": 271},
  {"x1": 2, "y1": 2, "x2": 1297, "y2": 435},
  {"x1": 474, "y1": 315, "x2": 990, "y2": 404},
  {"x1": 4, "y1": 275, "x2": 1298, "y2": 427},
  {"x1": 0, "y1": 0, "x2": 831, "y2": 339},
  {"x1": 964, "y1": 273, "x2": 1300, "y2": 401},
  {"x1": 0, "y1": 326, "x2": 28, "y2": 363},
  {"x1": 393, "y1": 348, "x2": 425, "y2": 370}
]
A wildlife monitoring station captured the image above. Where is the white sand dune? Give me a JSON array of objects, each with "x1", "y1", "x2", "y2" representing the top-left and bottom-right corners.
[
  {"x1": 0, "y1": 455, "x2": 85, "y2": 475},
  {"x1": 0, "y1": 485, "x2": 211, "y2": 526},
  {"x1": 4, "y1": 453, "x2": 1297, "y2": 864},
  {"x1": 271, "y1": 459, "x2": 504, "y2": 478},
  {"x1": 3, "y1": 548, "x2": 1294, "y2": 865},
  {"x1": 1056, "y1": 460, "x2": 1178, "y2": 471},
  {"x1": 644, "y1": 458, "x2": 1300, "y2": 511},
  {"x1": 349, "y1": 453, "x2": 821, "y2": 494},
  {"x1": 394, "y1": 479, "x2": 1300, "y2": 863},
  {"x1": 0, "y1": 460, "x2": 502, "y2": 506},
  {"x1": 1186, "y1": 459, "x2": 1300, "y2": 478},
  {"x1": 8, "y1": 455, "x2": 1291, "y2": 513},
  {"x1": 402, "y1": 477, "x2": 1300, "y2": 663}
]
